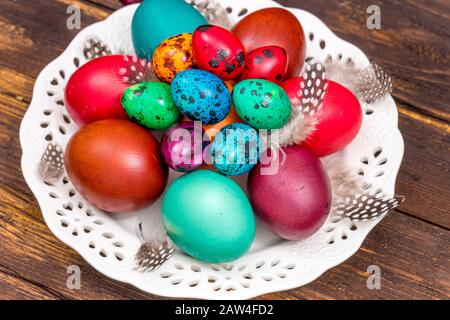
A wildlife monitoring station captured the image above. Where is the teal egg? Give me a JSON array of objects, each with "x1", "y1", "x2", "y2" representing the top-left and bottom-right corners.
[
  {"x1": 211, "y1": 123, "x2": 261, "y2": 176},
  {"x1": 162, "y1": 170, "x2": 255, "y2": 263},
  {"x1": 121, "y1": 81, "x2": 180, "y2": 130},
  {"x1": 233, "y1": 79, "x2": 292, "y2": 129},
  {"x1": 171, "y1": 69, "x2": 231, "y2": 124},
  {"x1": 132, "y1": 0, "x2": 208, "y2": 58}
]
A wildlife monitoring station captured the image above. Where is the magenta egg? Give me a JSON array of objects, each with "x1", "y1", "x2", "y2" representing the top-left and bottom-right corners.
[
  {"x1": 160, "y1": 121, "x2": 210, "y2": 172},
  {"x1": 240, "y1": 46, "x2": 288, "y2": 84},
  {"x1": 193, "y1": 25, "x2": 246, "y2": 80},
  {"x1": 247, "y1": 145, "x2": 331, "y2": 240}
]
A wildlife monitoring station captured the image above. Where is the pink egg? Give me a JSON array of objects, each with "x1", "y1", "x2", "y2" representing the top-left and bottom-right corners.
[
  {"x1": 160, "y1": 121, "x2": 209, "y2": 172},
  {"x1": 247, "y1": 145, "x2": 331, "y2": 240}
]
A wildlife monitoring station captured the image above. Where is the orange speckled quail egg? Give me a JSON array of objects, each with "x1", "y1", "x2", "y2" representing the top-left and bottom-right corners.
[{"x1": 152, "y1": 33, "x2": 196, "y2": 83}]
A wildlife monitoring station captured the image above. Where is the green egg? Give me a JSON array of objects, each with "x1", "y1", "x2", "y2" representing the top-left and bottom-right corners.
[
  {"x1": 162, "y1": 170, "x2": 255, "y2": 263},
  {"x1": 121, "y1": 81, "x2": 180, "y2": 130},
  {"x1": 233, "y1": 79, "x2": 292, "y2": 130}
]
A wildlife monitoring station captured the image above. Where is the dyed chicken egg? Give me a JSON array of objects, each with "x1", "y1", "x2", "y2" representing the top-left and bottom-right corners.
[
  {"x1": 171, "y1": 69, "x2": 231, "y2": 124},
  {"x1": 152, "y1": 33, "x2": 196, "y2": 83},
  {"x1": 210, "y1": 123, "x2": 261, "y2": 176},
  {"x1": 65, "y1": 119, "x2": 168, "y2": 213},
  {"x1": 223, "y1": 80, "x2": 235, "y2": 92},
  {"x1": 162, "y1": 170, "x2": 255, "y2": 263},
  {"x1": 233, "y1": 79, "x2": 291, "y2": 130},
  {"x1": 64, "y1": 55, "x2": 146, "y2": 126},
  {"x1": 232, "y1": 7, "x2": 306, "y2": 78},
  {"x1": 240, "y1": 46, "x2": 288, "y2": 84},
  {"x1": 193, "y1": 25, "x2": 245, "y2": 80},
  {"x1": 282, "y1": 78, "x2": 363, "y2": 156},
  {"x1": 248, "y1": 146, "x2": 331, "y2": 240},
  {"x1": 132, "y1": 0, "x2": 207, "y2": 58},
  {"x1": 160, "y1": 121, "x2": 209, "y2": 172},
  {"x1": 121, "y1": 82, "x2": 181, "y2": 130}
]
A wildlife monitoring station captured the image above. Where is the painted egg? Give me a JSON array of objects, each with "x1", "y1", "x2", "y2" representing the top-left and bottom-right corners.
[
  {"x1": 65, "y1": 55, "x2": 148, "y2": 125},
  {"x1": 162, "y1": 170, "x2": 255, "y2": 263},
  {"x1": 160, "y1": 121, "x2": 209, "y2": 172},
  {"x1": 240, "y1": 46, "x2": 288, "y2": 84},
  {"x1": 152, "y1": 33, "x2": 195, "y2": 83},
  {"x1": 233, "y1": 79, "x2": 291, "y2": 129},
  {"x1": 204, "y1": 107, "x2": 242, "y2": 139},
  {"x1": 210, "y1": 123, "x2": 261, "y2": 176},
  {"x1": 171, "y1": 69, "x2": 231, "y2": 124},
  {"x1": 282, "y1": 78, "x2": 363, "y2": 156},
  {"x1": 121, "y1": 81, "x2": 180, "y2": 130},
  {"x1": 232, "y1": 8, "x2": 306, "y2": 78},
  {"x1": 65, "y1": 119, "x2": 168, "y2": 213},
  {"x1": 132, "y1": 0, "x2": 207, "y2": 58},
  {"x1": 193, "y1": 25, "x2": 246, "y2": 80},
  {"x1": 223, "y1": 79, "x2": 235, "y2": 92},
  {"x1": 203, "y1": 80, "x2": 242, "y2": 138},
  {"x1": 248, "y1": 145, "x2": 331, "y2": 240},
  {"x1": 122, "y1": 81, "x2": 181, "y2": 130}
]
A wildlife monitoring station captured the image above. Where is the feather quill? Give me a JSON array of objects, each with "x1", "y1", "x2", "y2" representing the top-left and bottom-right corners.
[
  {"x1": 118, "y1": 55, "x2": 157, "y2": 85},
  {"x1": 188, "y1": 0, "x2": 232, "y2": 29},
  {"x1": 268, "y1": 61, "x2": 328, "y2": 150}
]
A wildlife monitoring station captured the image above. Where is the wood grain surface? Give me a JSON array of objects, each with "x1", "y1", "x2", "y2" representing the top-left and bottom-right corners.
[{"x1": 0, "y1": 0, "x2": 448, "y2": 300}]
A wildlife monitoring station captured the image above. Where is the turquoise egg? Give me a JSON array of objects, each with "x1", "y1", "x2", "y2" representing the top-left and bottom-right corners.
[
  {"x1": 132, "y1": 0, "x2": 208, "y2": 58},
  {"x1": 162, "y1": 170, "x2": 255, "y2": 263},
  {"x1": 211, "y1": 123, "x2": 261, "y2": 176},
  {"x1": 171, "y1": 69, "x2": 231, "y2": 124}
]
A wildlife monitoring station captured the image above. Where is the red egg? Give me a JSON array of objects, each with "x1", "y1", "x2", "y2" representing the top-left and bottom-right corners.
[
  {"x1": 193, "y1": 25, "x2": 245, "y2": 80},
  {"x1": 232, "y1": 8, "x2": 306, "y2": 78},
  {"x1": 65, "y1": 119, "x2": 168, "y2": 213},
  {"x1": 239, "y1": 46, "x2": 287, "y2": 84},
  {"x1": 65, "y1": 55, "x2": 149, "y2": 125},
  {"x1": 248, "y1": 146, "x2": 331, "y2": 240},
  {"x1": 282, "y1": 78, "x2": 363, "y2": 157}
]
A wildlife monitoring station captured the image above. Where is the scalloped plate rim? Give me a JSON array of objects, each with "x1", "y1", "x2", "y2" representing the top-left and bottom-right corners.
[{"x1": 19, "y1": 2, "x2": 404, "y2": 300}]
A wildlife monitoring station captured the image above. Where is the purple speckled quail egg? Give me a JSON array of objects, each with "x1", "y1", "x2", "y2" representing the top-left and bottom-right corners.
[{"x1": 160, "y1": 121, "x2": 210, "y2": 172}]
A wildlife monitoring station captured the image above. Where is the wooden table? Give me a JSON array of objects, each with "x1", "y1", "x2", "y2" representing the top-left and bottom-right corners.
[{"x1": 0, "y1": 0, "x2": 448, "y2": 300}]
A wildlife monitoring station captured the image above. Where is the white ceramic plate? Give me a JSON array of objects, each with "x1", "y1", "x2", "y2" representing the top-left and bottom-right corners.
[{"x1": 20, "y1": 0, "x2": 404, "y2": 299}]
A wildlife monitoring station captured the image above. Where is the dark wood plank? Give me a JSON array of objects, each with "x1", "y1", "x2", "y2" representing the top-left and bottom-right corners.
[
  {"x1": 0, "y1": 0, "x2": 109, "y2": 81},
  {"x1": 87, "y1": 0, "x2": 122, "y2": 11},
  {"x1": 0, "y1": 265, "x2": 61, "y2": 300},
  {"x1": 395, "y1": 107, "x2": 450, "y2": 229}
]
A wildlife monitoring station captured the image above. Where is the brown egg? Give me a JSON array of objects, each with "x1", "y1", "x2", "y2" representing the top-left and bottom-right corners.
[
  {"x1": 232, "y1": 8, "x2": 306, "y2": 78},
  {"x1": 65, "y1": 119, "x2": 168, "y2": 213}
]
